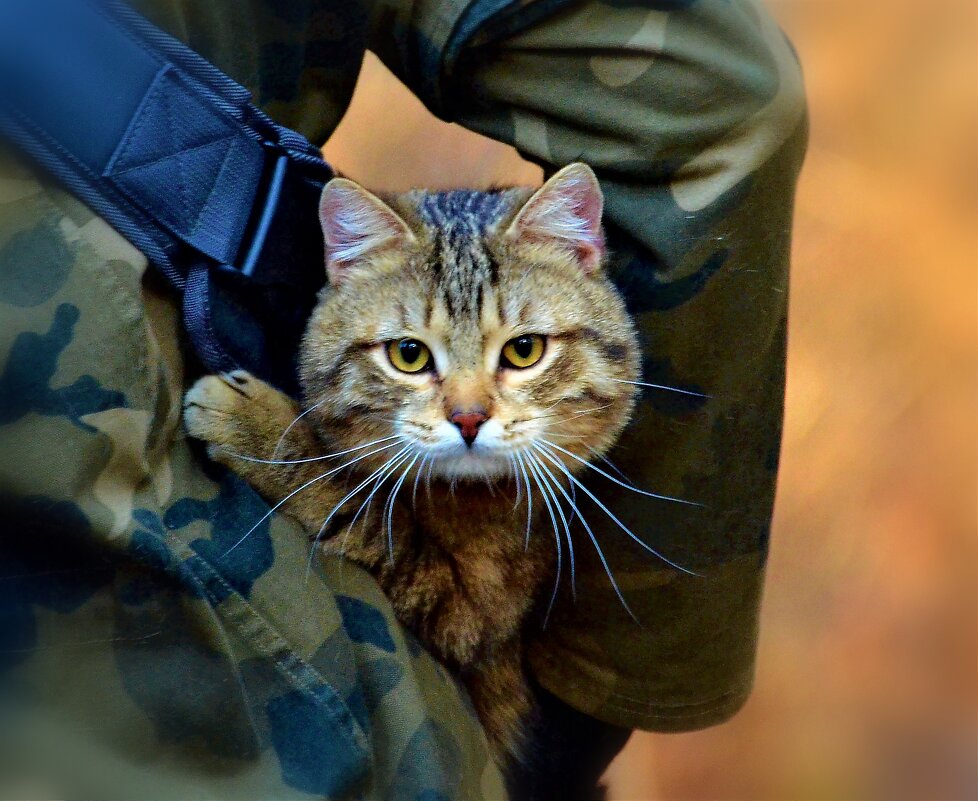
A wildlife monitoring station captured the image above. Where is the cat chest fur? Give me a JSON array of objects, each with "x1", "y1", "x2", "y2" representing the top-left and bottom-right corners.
[{"x1": 321, "y1": 479, "x2": 553, "y2": 671}]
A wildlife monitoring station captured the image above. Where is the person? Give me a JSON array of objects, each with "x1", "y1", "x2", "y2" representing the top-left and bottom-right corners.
[{"x1": 0, "y1": 0, "x2": 806, "y2": 798}]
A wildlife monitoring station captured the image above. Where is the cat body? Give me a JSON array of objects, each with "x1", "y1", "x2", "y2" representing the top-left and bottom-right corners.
[{"x1": 184, "y1": 164, "x2": 640, "y2": 770}]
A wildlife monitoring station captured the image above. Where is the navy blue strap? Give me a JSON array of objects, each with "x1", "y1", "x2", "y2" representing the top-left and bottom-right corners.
[
  {"x1": 183, "y1": 264, "x2": 239, "y2": 374},
  {"x1": 0, "y1": 0, "x2": 331, "y2": 382}
]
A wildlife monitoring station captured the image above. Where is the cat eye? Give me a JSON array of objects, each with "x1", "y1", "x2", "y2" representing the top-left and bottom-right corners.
[
  {"x1": 501, "y1": 335, "x2": 546, "y2": 369},
  {"x1": 387, "y1": 338, "x2": 432, "y2": 373}
]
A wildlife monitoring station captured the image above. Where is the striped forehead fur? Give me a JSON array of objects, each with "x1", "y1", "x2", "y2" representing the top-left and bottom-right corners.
[{"x1": 405, "y1": 189, "x2": 525, "y2": 317}]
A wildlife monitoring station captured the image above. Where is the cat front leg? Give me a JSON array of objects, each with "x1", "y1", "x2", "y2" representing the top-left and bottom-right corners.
[
  {"x1": 183, "y1": 371, "x2": 341, "y2": 533},
  {"x1": 464, "y1": 644, "x2": 533, "y2": 770}
]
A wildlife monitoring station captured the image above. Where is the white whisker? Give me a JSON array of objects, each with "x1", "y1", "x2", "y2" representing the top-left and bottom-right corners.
[
  {"x1": 527, "y1": 451, "x2": 576, "y2": 602},
  {"x1": 412, "y1": 453, "x2": 429, "y2": 509},
  {"x1": 508, "y1": 454, "x2": 524, "y2": 511},
  {"x1": 523, "y1": 453, "x2": 563, "y2": 628},
  {"x1": 221, "y1": 434, "x2": 404, "y2": 466},
  {"x1": 303, "y1": 445, "x2": 414, "y2": 576},
  {"x1": 610, "y1": 378, "x2": 710, "y2": 398},
  {"x1": 545, "y1": 432, "x2": 592, "y2": 443},
  {"x1": 424, "y1": 457, "x2": 435, "y2": 501},
  {"x1": 534, "y1": 404, "x2": 609, "y2": 424},
  {"x1": 358, "y1": 452, "x2": 408, "y2": 535},
  {"x1": 539, "y1": 439, "x2": 703, "y2": 507},
  {"x1": 566, "y1": 470, "x2": 578, "y2": 528},
  {"x1": 272, "y1": 398, "x2": 326, "y2": 459},
  {"x1": 586, "y1": 445, "x2": 631, "y2": 483},
  {"x1": 339, "y1": 449, "x2": 412, "y2": 561},
  {"x1": 221, "y1": 439, "x2": 405, "y2": 558},
  {"x1": 514, "y1": 453, "x2": 534, "y2": 549},
  {"x1": 534, "y1": 444, "x2": 700, "y2": 577},
  {"x1": 527, "y1": 448, "x2": 639, "y2": 624},
  {"x1": 384, "y1": 453, "x2": 419, "y2": 563}
]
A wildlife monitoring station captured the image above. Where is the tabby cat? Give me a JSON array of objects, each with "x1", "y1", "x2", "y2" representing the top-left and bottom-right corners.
[{"x1": 183, "y1": 163, "x2": 640, "y2": 771}]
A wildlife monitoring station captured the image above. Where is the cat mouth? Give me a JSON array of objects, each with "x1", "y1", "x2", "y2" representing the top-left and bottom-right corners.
[
  {"x1": 423, "y1": 445, "x2": 515, "y2": 481},
  {"x1": 399, "y1": 419, "x2": 528, "y2": 480}
]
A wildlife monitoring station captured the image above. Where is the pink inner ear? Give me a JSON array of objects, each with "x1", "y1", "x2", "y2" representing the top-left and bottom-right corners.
[
  {"x1": 319, "y1": 181, "x2": 410, "y2": 283},
  {"x1": 563, "y1": 186, "x2": 605, "y2": 272},
  {"x1": 513, "y1": 166, "x2": 606, "y2": 274}
]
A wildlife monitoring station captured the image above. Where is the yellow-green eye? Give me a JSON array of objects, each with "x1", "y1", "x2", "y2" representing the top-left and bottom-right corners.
[
  {"x1": 387, "y1": 338, "x2": 432, "y2": 373},
  {"x1": 501, "y1": 335, "x2": 546, "y2": 369}
]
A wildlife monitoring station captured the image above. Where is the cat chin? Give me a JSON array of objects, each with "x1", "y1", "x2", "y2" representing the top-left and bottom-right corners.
[{"x1": 428, "y1": 451, "x2": 514, "y2": 482}]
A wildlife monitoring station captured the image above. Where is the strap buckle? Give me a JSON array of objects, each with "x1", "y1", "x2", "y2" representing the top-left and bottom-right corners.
[
  {"x1": 238, "y1": 151, "x2": 290, "y2": 277},
  {"x1": 185, "y1": 143, "x2": 332, "y2": 390},
  {"x1": 228, "y1": 143, "x2": 331, "y2": 292}
]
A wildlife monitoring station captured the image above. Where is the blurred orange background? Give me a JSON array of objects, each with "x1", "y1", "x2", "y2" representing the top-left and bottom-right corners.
[{"x1": 323, "y1": 1, "x2": 977, "y2": 798}]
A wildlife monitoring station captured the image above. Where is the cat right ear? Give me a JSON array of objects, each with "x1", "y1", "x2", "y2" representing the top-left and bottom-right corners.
[
  {"x1": 319, "y1": 178, "x2": 415, "y2": 285},
  {"x1": 506, "y1": 162, "x2": 605, "y2": 275}
]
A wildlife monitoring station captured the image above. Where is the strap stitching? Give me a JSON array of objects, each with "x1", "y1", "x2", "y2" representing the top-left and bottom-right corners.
[
  {"x1": 109, "y1": 134, "x2": 236, "y2": 178},
  {"x1": 167, "y1": 85, "x2": 192, "y2": 232}
]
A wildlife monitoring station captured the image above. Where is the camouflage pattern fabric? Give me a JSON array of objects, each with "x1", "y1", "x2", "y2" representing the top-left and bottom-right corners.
[
  {"x1": 0, "y1": 156, "x2": 503, "y2": 799},
  {"x1": 0, "y1": 0, "x2": 806, "y2": 797}
]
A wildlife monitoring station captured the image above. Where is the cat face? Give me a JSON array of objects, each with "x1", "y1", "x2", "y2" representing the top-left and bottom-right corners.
[{"x1": 299, "y1": 164, "x2": 639, "y2": 481}]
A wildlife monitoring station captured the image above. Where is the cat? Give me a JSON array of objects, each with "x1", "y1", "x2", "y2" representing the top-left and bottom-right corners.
[{"x1": 182, "y1": 162, "x2": 640, "y2": 774}]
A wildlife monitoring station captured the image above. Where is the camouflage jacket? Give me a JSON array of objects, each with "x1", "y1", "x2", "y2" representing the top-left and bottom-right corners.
[{"x1": 0, "y1": 1, "x2": 806, "y2": 798}]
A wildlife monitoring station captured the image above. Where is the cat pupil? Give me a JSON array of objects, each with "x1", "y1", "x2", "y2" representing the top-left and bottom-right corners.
[
  {"x1": 400, "y1": 340, "x2": 421, "y2": 363},
  {"x1": 514, "y1": 337, "x2": 533, "y2": 358}
]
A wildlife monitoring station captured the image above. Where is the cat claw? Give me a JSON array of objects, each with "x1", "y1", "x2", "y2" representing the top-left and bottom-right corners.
[{"x1": 219, "y1": 369, "x2": 256, "y2": 398}]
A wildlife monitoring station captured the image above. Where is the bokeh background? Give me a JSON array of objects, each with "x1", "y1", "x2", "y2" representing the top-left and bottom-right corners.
[{"x1": 323, "y1": 1, "x2": 977, "y2": 798}]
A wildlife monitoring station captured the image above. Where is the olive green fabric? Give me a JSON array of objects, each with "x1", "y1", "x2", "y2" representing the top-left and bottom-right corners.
[{"x1": 0, "y1": 0, "x2": 806, "y2": 797}]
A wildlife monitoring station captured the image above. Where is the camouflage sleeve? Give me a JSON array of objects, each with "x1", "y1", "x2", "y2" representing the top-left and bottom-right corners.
[
  {"x1": 133, "y1": 0, "x2": 369, "y2": 142},
  {"x1": 370, "y1": 0, "x2": 807, "y2": 731},
  {"x1": 0, "y1": 159, "x2": 503, "y2": 797}
]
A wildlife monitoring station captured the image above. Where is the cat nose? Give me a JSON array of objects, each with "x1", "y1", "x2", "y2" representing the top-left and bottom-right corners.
[{"x1": 449, "y1": 409, "x2": 488, "y2": 446}]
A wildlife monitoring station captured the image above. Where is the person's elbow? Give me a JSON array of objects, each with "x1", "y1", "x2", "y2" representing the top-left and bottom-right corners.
[{"x1": 648, "y1": 10, "x2": 808, "y2": 212}]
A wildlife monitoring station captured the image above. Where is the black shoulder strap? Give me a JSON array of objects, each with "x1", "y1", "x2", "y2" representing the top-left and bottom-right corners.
[{"x1": 0, "y1": 0, "x2": 333, "y2": 393}]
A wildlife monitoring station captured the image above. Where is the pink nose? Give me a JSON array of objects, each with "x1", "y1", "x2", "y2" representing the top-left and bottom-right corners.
[{"x1": 450, "y1": 410, "x2": 488, "y2": 446}]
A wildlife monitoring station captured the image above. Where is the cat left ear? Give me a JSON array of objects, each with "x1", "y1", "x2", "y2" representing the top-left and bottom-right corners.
[
  {"x1": 319, "y1": 178, "x2": 416, "y2": 285},
  {"x1": 506, "y1": 162, "x2": 605, "y2": 274}
]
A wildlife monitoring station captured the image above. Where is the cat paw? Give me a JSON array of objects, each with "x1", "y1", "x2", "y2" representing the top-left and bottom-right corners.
[
  {"x1": 183, "y1": 371, "x2": 252, "y2": 450},
  {"x1": 183, "y1": 371, "x2": 295, "y2": 460}
]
